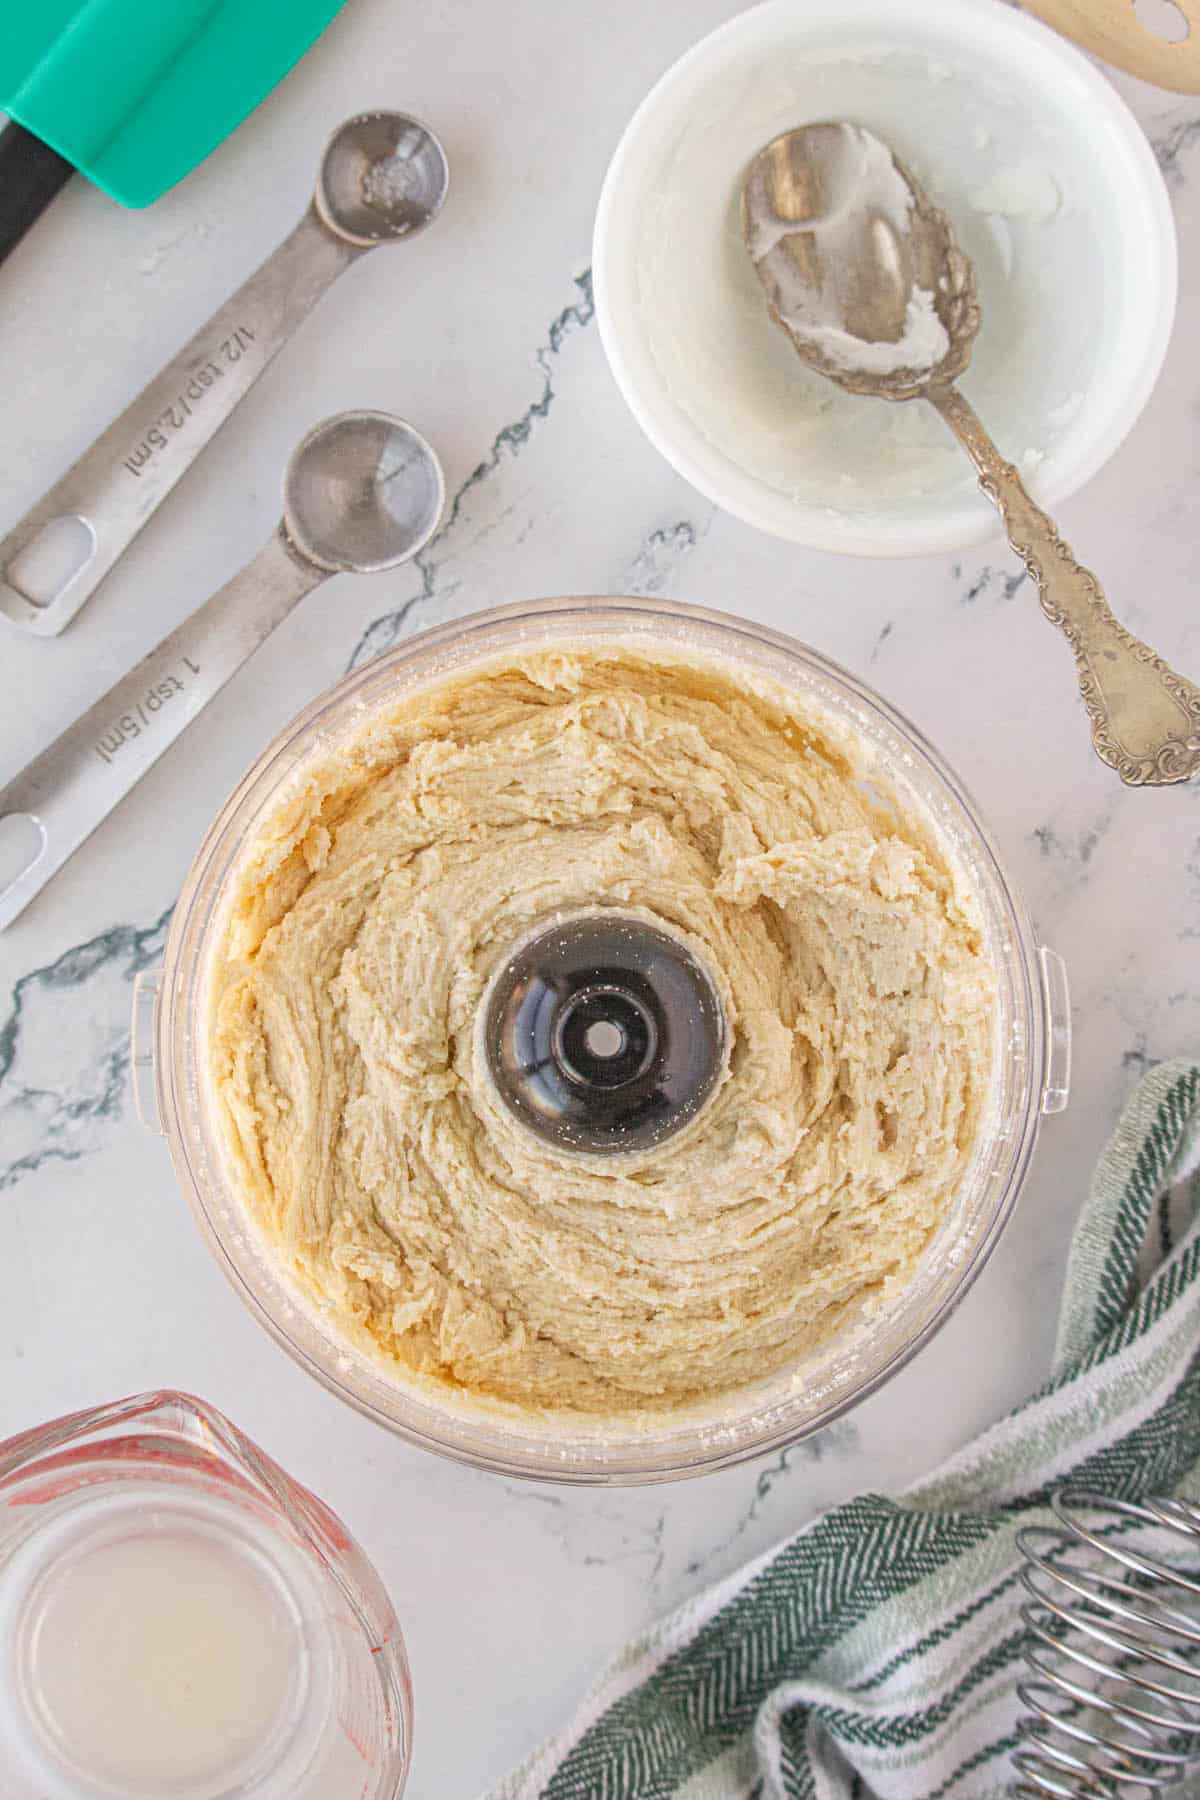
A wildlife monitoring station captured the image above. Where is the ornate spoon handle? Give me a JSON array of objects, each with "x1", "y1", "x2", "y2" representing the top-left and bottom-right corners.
[{"x1": 928, "y1": 383, "x2": 1200, "y2": 788}]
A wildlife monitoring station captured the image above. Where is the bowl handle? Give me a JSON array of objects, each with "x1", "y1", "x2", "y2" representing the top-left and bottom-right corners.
[
  {"x1": 1039, "y1": 947, "x2": 1071, "y2": 1116},
  {"x1": 131, "y1": 968, "x2": 164, "y2": 1135}
]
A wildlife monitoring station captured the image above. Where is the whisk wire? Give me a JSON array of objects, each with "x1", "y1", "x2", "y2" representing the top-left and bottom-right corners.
[
  {"x1": 1019, "y1": 1539, "x2": 1200, "y2": 1649},
  {"x1": 1012, "y1": 1489, "x2": 1200, "y2": 1798},
  {"x1": 1018, "y1": 1677, "x2": 1194, "y2": 1766},
  {"x1": 1020, "y1": 1648, "x2": 1200, "y2": 1742},
  {"x1": 1045, "y1": 1493, "x2": 1200, "y2": 1595},
  {"x1": 1022, "y1": 1598, "x2": 1200, "y2": 1697}
]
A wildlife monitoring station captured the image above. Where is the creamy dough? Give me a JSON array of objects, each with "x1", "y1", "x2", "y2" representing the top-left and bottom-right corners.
[{"x1": 206, "y1": 648, "x2": 994, "y2": 1416}]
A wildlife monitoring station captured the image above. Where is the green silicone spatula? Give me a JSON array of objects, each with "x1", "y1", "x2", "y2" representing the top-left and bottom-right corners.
[{"x1": 0, "y1": 0, "x2": 348, "y2": 266}]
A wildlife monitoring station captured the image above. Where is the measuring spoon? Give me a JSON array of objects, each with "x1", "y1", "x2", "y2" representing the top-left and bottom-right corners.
[
  {"x1": 0, "y1": 111, "x2": 449, "y2": 637},
  {"x1": 0, "y1": 410, "x2": 445, "y2": 929}
]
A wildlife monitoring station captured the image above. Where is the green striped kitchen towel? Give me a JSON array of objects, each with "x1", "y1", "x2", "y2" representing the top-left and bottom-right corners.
[{"x1": 489, "y1": 1059, "x2": 1200, "y2": 1800}]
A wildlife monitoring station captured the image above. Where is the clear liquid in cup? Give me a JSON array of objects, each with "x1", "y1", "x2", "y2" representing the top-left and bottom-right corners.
[{"x1": 0, "y1": 1485, "x2": 332, "y2": 1799}]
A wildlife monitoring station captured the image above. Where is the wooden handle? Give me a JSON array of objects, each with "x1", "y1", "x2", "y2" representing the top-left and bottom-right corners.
[{"x1": 1023, "y1": 0, "x2": 1200, "y2": 94}]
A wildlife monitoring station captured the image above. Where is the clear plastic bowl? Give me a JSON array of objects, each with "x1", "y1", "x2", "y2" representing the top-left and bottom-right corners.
[{"x1": 136, "y1": 598, "x2": 1070, "y2": 1484}]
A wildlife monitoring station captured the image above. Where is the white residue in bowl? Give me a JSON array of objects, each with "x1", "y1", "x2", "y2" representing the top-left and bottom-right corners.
[
  {"x1": 747, "y1": 123, "x2": 951, "y2": 378},
  {"x1": 970, "y1": 160, "x2": 1063, "y2": 225},
  {"x1": 630, "y1": 47, "x2": 1096, "y2": 512}
]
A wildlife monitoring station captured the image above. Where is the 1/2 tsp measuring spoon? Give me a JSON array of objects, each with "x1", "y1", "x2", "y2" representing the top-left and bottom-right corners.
[
  {"x1": 0, "y1": 410, "x2": 445, "y2": 929},
  {"x1": 0, "y1": 111, "x2": 449, "y2": 637}
]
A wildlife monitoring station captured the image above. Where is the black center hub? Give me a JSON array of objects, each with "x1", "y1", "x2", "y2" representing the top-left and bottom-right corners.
[{"x1": 482, "y1": 914, "x2": 727, "y2": 1153}]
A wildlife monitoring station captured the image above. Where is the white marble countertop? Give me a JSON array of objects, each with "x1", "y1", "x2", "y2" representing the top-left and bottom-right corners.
[{"x1": 2, "y1": 2, "x2": 1200, "y2": 1793}]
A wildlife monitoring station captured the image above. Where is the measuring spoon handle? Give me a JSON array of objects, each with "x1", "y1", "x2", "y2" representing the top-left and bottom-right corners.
[
  {"x1": 0, "y1": 528, "x2": 325, "y2": 930},
  {"x1": 0, "y1": 207, "x2": 363, "y2": 637}
]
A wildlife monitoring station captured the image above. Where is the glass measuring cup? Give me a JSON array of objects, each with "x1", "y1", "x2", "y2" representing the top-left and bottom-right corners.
[{"x1": 0, "y1": 1391, "x2": 412, "y2": 1800}]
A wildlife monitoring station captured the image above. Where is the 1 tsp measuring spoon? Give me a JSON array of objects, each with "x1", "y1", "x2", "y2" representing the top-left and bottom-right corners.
[
  {"x1": 0, "y1": 111, "x2": 449, "y2": 637},
  {"x1": 0, "y1": 410, "x2": 445, "y2": 929}
]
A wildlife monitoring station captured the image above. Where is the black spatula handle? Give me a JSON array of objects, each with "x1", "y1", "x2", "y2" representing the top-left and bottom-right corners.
[{"x1": 0, "y1": 120, "x2": 74, "y2": 267}]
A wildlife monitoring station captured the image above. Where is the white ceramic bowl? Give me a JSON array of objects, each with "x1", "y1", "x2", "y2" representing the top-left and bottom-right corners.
[{"x1": 593, "y1": 0, "x2": 1177, "y2": 556}]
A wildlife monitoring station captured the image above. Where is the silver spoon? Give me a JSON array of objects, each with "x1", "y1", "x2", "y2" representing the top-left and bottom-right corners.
[
  {"x1": 0, "y1": 410, "x2": 445, "y2": 929},
  {"x1": 743, "y1": 121, "x2": 1200, "y2": 788},
  {"x1": 0, "y1": 111, "x2": 449, "y2": 638}
]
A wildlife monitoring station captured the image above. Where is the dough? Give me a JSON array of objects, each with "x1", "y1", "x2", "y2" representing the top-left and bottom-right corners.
[{"x1": 206, "y1": 647, "x2": 994, "y2": 1416}]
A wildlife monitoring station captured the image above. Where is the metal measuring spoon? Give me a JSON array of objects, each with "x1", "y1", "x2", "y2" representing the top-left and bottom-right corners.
[
  {"x1": 0, "y1": 112, "x2": 449, "y2": 638},
  {"x1": 743, "y1": 121, "x2": 1200, "y2": 788},
  {"x1": 0, "y1": 410, "x2": 445, "y2": 929}
]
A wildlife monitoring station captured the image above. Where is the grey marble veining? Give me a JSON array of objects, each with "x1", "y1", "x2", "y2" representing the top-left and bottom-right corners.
[
  {"x1": 2, "y1": 3, "x2": 1200, "y2": 1794},
  {"x1": 953, "y1": 563, "x2": 1028, "y2": 607},
  {"x1": 347, "y1": 271, "x2": 598, "y2": 671},
  {"x1": 0, "y1": 910, "x2": 170, "y2": 1192},
  {"x1": 1150, "y1": 107, "x2": 1200, "y2": 183},
  {"x1": 623, "y1": 518, "x2": 707, "y2": 597}
]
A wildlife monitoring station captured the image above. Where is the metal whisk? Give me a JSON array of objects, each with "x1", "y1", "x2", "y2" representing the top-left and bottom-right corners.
[{"x1": 1013, "y1": 1490, "x2": 1200, "y2": 1797}]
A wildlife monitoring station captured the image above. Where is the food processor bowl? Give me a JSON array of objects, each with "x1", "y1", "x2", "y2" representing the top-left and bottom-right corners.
[{"x1": 134, "y1": 597, "x2": 1070, "y2": 1484}]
